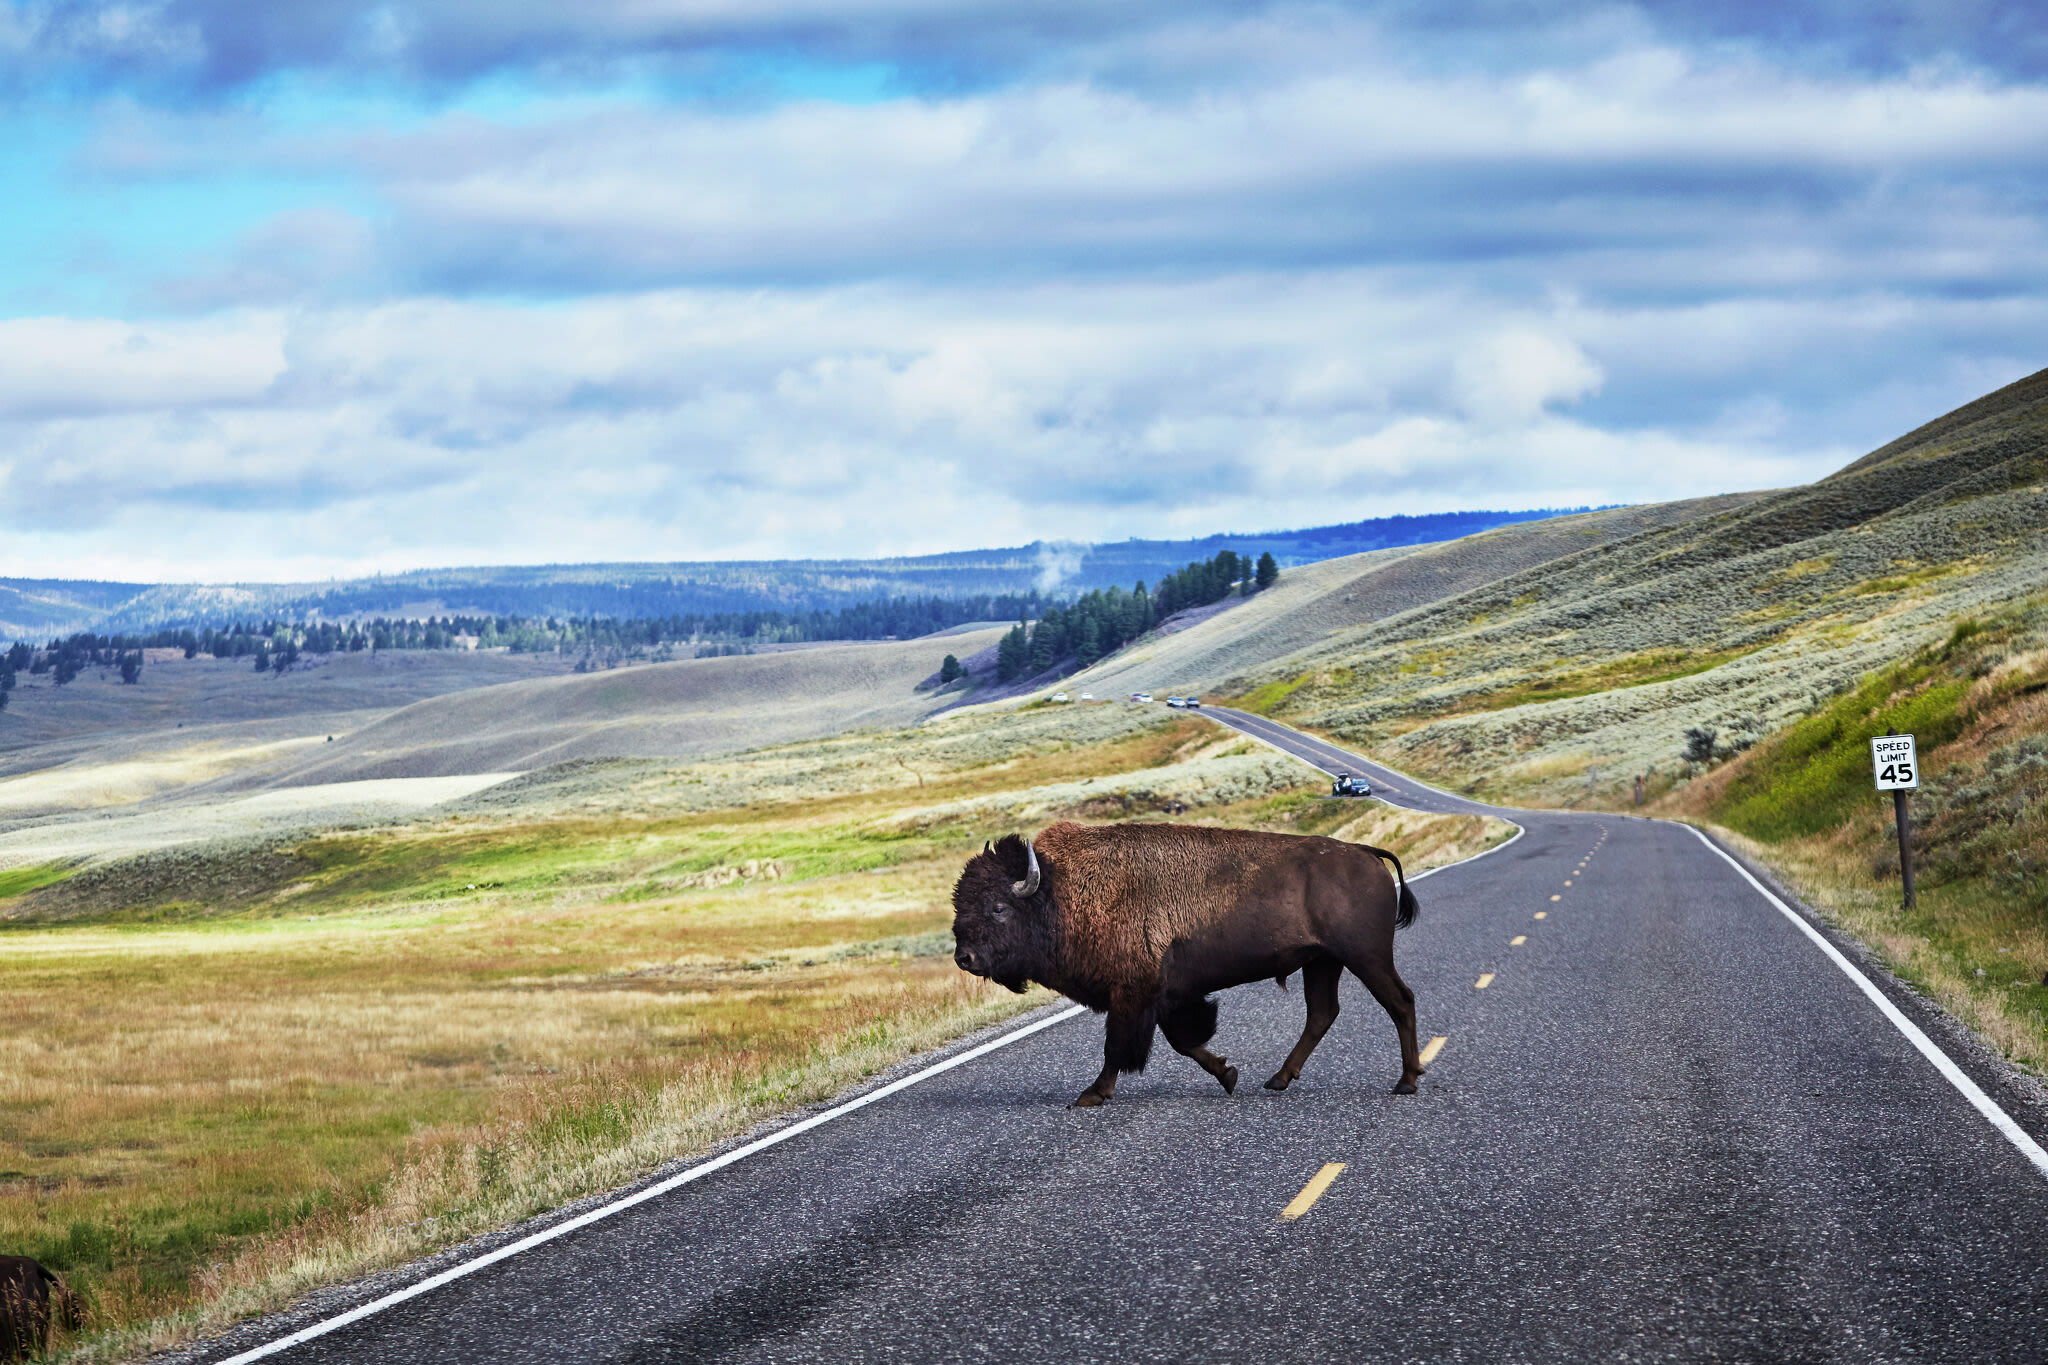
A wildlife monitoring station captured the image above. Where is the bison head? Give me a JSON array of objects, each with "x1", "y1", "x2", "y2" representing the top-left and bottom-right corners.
[{"x1": 951, "y1": 834, "x2": 1054, "y2": 994}]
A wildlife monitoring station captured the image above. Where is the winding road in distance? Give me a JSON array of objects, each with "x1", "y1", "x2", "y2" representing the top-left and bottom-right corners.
[{"x1": 192, "y1": 708, "x2": 2048, "y2": 1364}]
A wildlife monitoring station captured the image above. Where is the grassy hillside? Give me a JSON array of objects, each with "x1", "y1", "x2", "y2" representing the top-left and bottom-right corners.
[
  {"x1": 1220, "y1": 366, "x2": 2048, "y2": 809},
  {"x1": 0, "y1": 699, "x2": 1505, "y2": 1359},
  {"x1": 227, "y1": 627, "x2": 1010, "y2": 786},
  {"x1": 1027, "y1": 492, "x2": 1767, "y2": 705},
  {"x1": 0, "y1": 650, "x2": 577, "y2": 780}
]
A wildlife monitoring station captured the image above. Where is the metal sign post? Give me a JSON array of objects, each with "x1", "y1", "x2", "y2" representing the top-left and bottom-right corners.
[{"x1": 1870, "y1": 731, "x2": 1919, "y2": 908}]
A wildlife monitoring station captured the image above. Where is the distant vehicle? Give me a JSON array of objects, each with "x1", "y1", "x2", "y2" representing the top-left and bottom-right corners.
[
  {"x1": 1131, "y1": 692, "x2": 1153, "y2": 702},
  {"x1": 1165, "y1": 696, "x2": 1185, "y2": 708},
  {"x1": 1079, "y1": 693, "x2": 1094, "y2": 701},
  {"x1": 1331, "y1": 773, "x2": 1373, "y2": 798},
  {"x1": 1051, "y1": 693, "x2": 1070, "y2": 702},
  {"x1": 1183, "y1": 697, "x2": 1203, "y2": 709}
]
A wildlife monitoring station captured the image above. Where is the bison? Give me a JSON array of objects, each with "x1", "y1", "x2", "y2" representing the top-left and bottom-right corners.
[
  {"x1": 0, "y1": 1257, "x2": 81, "y2": 1363},
  {"x1": 952, "y1": 821, "x2": 1422, "y2": 1107}
]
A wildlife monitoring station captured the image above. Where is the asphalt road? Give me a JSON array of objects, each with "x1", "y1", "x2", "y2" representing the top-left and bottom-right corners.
[{"x1": 195, "y1": 709, "x2": 2048, "y2": 1363}]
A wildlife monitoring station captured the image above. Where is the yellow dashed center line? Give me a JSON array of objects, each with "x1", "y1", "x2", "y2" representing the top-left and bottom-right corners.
[
  {"x1": 1418, "y1": 1035, "x2": 1447, "y2": 1066},
  {"x1": 1533, "y1": 911, "x2": 1547, "y2": 919},
  {"x1": 1564, "y1": 880, "x2": 1572, "y2": 886},
  {"x1": 1550, "y1": 894, "x2": 1561, "y2": 902},
  {"x1": 1475, "y1": 973, "x2": 1495, "y2": 989},
  {"x1": 1510, "y1": 935, "x2": 1527, "y2": 946},
  {"x1": 1280, "y1": 1163, "x2": 1346, "y2": 1221}
]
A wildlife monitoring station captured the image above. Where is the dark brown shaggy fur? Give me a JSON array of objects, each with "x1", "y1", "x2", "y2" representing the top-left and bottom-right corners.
[
  {"x1": 952, "y1": 820, "x2": 1421, "y2": 1106},
  {"x1": 0, "y1": 1257, "x2": 81, "y2": 1363}
]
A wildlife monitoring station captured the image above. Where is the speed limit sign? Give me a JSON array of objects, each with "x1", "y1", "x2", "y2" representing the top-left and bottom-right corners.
[{"x1": 1871, "y1": 733, "x2": 1919, "y2": 791}]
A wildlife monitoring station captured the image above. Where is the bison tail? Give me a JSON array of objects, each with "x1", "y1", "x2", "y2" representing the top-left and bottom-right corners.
[
  {"x1": 1363, "y1": 844, "x2": 1419, "y2": 929},
  {"x1": 1396, "y1": 879, "x2": 1419, "y2": 930}
]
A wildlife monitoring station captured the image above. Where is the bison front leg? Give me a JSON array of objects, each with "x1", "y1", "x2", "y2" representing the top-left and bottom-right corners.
[
  {"x1": 1161, "y1": 997, "x2": 1238, "y2": 1095},
  {"x1": 1072, "y1": 1004, "x2": 1156, "y2": 1108}
]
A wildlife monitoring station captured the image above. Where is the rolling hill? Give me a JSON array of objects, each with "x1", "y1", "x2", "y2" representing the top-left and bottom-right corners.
[
  {"x1": 201, "y1": 627, "x2": 1011, "y2": 786},
  {"x1": 1017, "y1": 491, "x2": 1769, "y2": 708},
  {"x1": 1169, "y1": 364, "x2": 2048, "y2": 807}
]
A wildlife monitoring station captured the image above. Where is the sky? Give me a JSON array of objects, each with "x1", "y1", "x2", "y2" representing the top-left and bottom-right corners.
[{"x1": 1, "y1": 1, "x2": 2045, "y2": 582}]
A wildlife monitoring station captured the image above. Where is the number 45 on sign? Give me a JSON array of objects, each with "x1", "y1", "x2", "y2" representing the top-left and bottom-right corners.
[{"x1": 1871, "y1": 733, "x2": 1919, "y2": 791}]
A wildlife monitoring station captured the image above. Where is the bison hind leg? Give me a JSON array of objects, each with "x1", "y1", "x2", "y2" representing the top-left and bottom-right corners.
[{"x1": 1264, "y1": 958, "x2": 1341, "y2": 1092}]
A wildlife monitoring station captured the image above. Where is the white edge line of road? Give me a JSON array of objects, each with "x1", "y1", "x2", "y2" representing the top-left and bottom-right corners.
[
  {"x1": 214, "y1": 1002, "x2": 1090, "y2": 1364},
  {"x1": 1688, "y1": 826, "x2": 2048, "y2": 1181}
]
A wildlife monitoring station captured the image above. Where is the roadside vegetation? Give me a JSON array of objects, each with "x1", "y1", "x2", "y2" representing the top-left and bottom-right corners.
[
  {"x1": 1665, "y1": 596, "x2": 2048, "y2": 1074},
  {"x1": 0, "y1": 702, "x2": 1492, "y2": 1360}
]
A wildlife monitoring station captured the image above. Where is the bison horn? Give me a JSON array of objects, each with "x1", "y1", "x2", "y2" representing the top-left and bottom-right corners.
[{"x1": 1012, "y1": 839, "x2": 1041, "y2": 897}]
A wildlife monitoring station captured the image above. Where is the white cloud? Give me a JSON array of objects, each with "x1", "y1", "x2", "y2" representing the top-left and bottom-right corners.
[
  {"x1": 0, "y1": 314, "x2": 285, "y2": 417},
  {"x1": 1, "y1": 273, "x2": 1999, "y2": 581}
]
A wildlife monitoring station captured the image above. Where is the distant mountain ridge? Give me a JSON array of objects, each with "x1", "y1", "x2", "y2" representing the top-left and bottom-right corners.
[
  {"x1": 1, "y1": 508, "x2": 1594, "y2": 638},
  {"x1": 0, "y1": 578, "x2": 153, "y2": 639}
]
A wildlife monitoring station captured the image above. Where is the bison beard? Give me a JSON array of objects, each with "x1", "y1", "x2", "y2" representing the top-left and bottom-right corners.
[{"x1": 951, "y1": 821, "x2": 1422, "y2": 1107}]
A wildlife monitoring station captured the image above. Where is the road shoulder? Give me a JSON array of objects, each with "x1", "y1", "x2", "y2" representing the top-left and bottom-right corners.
[{"x1": 1685, "y1": 820, "x2": 2048, "y2": 1154}]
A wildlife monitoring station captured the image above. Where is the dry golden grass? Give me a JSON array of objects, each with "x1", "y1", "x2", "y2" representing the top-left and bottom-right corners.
[{"x1": 2, "y1": 704, "x2": 1388, "y2": 1360}]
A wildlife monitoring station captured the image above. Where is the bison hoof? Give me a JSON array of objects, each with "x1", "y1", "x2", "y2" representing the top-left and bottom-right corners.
[
  {"x1": 1262, "y1": 1071, "x2": 1293, "y2": 1092},
  {"x1": 1218, "y1": 1065, "x2": 1239, "y2": 1095},
  {"x1": 1392, "y1": 1078, "x2": 1418, "y2": 1095},
  {"x1": 1070, "y1": 1091, "x2": 1108, "y2": 1108}
]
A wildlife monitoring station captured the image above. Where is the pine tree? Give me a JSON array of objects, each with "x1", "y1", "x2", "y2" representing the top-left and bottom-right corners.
[
  {"x1": 996, "y1": 624, "x2": 1028, "y2": 682},
  {"x1": 1256, "y1": 552, "x2": 1279, "y2": 590},
  {"x1": 939, "y1": 654, "x2": 962, "y2": 684},
  {"x1": 120, "y1": 651, "x2": 143, "y2": 684},
  {"x1": 1074, "y1": 615, "x2": 1103, "y2": 667}
]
